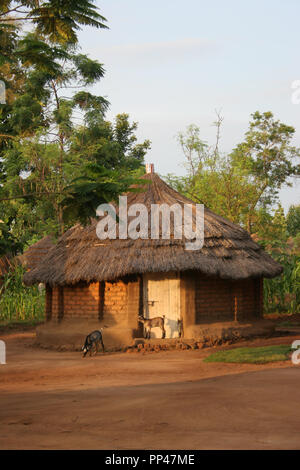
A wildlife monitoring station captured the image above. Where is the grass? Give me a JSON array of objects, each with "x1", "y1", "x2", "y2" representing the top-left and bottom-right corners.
[
  {"x1": 0, "y1": 319, "x2": 44, "y2": 333},
  {"x1": 204, "y1": 345, "x2": 292, "y2": 364},
  {"x1": 278, "y1": 321, "x2": 300, "y2": 328},
  {"x1": 0, "y1": 265, "x2": 45, "y2": 323}
]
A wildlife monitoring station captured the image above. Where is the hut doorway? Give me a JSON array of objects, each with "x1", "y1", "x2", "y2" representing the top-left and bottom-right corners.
[{"x1": 143, "y1": 272, "x2": 181, "y2": 338}]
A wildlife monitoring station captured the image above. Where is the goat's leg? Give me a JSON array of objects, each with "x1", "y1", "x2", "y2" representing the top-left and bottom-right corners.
[
  {"x1": 162, "y1": 327, "x2": 166, "y2": 339},
  {"x1": 91, "y1": 342, "x2": 97, "y2": 356},
  {"x1": 101, "y1": 339, "x2": 105, "y2": 352}
]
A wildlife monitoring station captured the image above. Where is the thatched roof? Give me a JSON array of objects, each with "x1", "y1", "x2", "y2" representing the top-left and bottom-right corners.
[
  {"x1": 23, "y1": 173, "x2": 282, "y2": 286},
  {"x1": 18, "y1": 235, "x2": 55, "y2": 272}
]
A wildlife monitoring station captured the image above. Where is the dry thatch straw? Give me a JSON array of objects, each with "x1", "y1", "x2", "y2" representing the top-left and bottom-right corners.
[
  {"x1": 18, "y1": 235, "x2": 55, "y2": 272},
  {"x1": 23, "y1": 173, "x2": 282, "y2": 286}
]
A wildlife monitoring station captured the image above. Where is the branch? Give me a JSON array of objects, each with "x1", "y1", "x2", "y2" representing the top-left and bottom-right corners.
[
  {"x1": 0, "y1": 4, "x2": 24, "y2": 16},
  {"x1": 0, "y1": 191, "x2": 63, "y2": 202},
  {"x1": 0, "y1": 16, "x2": 35, "y2": 21},
  {"x1": 212, "y1": 109, "x2": 224, "y2": 159},
  {"x1": 0, "y1": 134, "x2": 17, "y2": 140}
]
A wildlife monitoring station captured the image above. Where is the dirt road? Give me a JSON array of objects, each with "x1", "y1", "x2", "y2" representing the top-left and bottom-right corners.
[{"x1": 0, "y1": 331, "x2": 299, "y2": 449}]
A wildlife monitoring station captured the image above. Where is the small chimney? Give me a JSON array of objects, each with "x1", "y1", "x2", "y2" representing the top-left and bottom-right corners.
[{"x1": 146, "y1": 163, "x2": 154, "y2": 174}]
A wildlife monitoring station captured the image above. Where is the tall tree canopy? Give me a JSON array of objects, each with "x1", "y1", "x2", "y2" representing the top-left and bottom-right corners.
[
  {"x1": 0, "y1": 2, "x2": 150, "y2": 254},
  {"x1": 168, "y1": 112, "x2": 300, "y2": 235},
  {"x1": 0, "y1": 0, "x2": 107, "y2": 45}
]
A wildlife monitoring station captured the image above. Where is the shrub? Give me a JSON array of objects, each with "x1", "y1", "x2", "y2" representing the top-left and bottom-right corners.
[{"x1": 0, "y1": 265, "x2": 45, "y2": 322}]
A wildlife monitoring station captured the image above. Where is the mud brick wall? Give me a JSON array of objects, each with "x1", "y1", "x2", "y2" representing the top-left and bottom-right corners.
[
  {"x1": 195, "y1": 276, "x2": 234, "y2": 323},
  {"x1": 102, "y1": 280, "x2": 127, "y2": 325},
  {"x1": 64, "y1": 282, "x2": 100, "y2": 318},
  {"x1": 126, "y1": 276, "x2": 141, "y2": 330},
  {"x1": 195, "y1": 275, "x2": 263, "y2": 323},
  {"x1": 102, "y1": 276, "x2": 140, "y2": 327},
  {"x1": 180, "y1": 271, "x2": 196, "y2": 330},
  {"x1": 51, "y1": 286, "x2": 59, "y2": 318},
  {"x1": 45, "y1": 284, "x2": 52, "y2": 321},
  {"x1": 48, "y1": 276, "x2": 140, "y2": 324},
  {"x1": 232, "y1": 278, "x2": 263, "y2": 321},
  {"x1": 47, "y1": 274, "x2": 262, "y2": 325},
  {"x1": 51, "y1": 282, "x2": 99, "y2": 319}
]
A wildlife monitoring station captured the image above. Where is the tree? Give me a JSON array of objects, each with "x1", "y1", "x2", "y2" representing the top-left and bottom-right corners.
[
  {"x1": 0, "y1": 12, "x2": 150, "y2": 249},
  {"x1": 0, "y1": 33, "x2": 110, "y2": 235},
  {"x1": 167, "y1": 116, "x2": 256, "y2": 225},
  {"x1": 287, "y1": 205, "x2": 300, "y2": 237},
  {"x1": 0, "y1": 220, "x2": 21, "y2": 256},
  {"x1": 0, "y1": 0, "x2": 107, "y2": 45},
  {"x1": 169, "y1": 112, "x2": 300, "y2": 233},
  {"x1": 230, "y1": 111, "x2": 300, "y2": 232},
  {"x1": 69, "y1": 112, "x2": 150, "y2": 170},
  {"x1": 256, "y1": 204, "x2": 288, "y2": 245}
]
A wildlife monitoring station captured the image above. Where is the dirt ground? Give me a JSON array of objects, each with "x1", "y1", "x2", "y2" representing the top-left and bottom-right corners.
[{"x1": 0, "y1": 329, "x2": 300, "y2": 450}]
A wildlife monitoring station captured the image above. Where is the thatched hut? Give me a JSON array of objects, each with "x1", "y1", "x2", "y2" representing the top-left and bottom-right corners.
[
  {"x1": 24, "y1": 168, "x2": 282, "y2": 350},
  {"x1": 18, "y1": 235, "x2": 55, "y2": 272}
]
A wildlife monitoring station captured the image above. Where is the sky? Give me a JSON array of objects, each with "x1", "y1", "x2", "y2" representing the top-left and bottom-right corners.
[{"x1": 78, "y1": 0, "x2": 300, "y2": 212}]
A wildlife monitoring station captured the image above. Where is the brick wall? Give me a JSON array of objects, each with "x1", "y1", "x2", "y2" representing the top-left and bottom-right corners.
[
  {"x1": 45, "y1": 284, "x2": 52, "y2": 321},
  {"x1": 126, "y1": 277, "x2": 141, "y2": 330},
  {"x1": 51, "y1": 282, "x2": 100, "y2": 319},
  {"x1": 48, "y1": 273, "x2": 262, "y2": 325},
  {"x1": 232, "y1": 278, "x2": 262, "y2": 321},
  {"x1": 195, "y1": 275, "x2": 263, "y2": 323},
  {"x1": 64, "y1": 282, "x2": 99, "y2": 319},
  {"x1": 49, "y1": 276, "x2": 140, "y2": 325},
  {"x1": 52, "y1": 286, "x2": 59, "y2": 318},
  {"x1": 103, "y1": 279, "x2": 133, "y2": 326},
  {"x1": 195, "y1": 275, "x2": 234, "y2": 323}
]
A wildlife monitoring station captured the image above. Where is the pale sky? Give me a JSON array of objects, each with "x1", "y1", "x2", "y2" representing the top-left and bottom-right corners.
[{"x1": 78, "y1": 0, "x2": 300, "y2": 212}]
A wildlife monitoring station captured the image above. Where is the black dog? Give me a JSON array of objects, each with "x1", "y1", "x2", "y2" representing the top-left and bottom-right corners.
[{"x1": 82, "y1": 330, "x2": 105, "y2": 357}]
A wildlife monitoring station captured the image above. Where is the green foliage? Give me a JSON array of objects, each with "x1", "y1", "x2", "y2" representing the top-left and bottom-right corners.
[
  {"x1": 0, "y1": 265, "x2": 45, "y2": 322},
  {"x1": 70, "y1": 113, "x2": 151, "y2": 171},
  {"x1": 0, "y1": 1, "x2": 108, "y2": 46},
  {"x1": 287, "y1": 205, "x2": 300, "y2": 237},
  {"x1": 204, "y1": 345, "x2": 291, "y2": 364},
  {"x1": 263, "y1": 247, "x2": 300, "y2": 313},
  {"x1": 169, "y1": 112, "x2": 300, "y2": 233},
  {"x1": 256, "y1": 204, "x2": 288, "y2": 243},
  {"x1": 0, "y1": 221, "x2": 21, "y2": 256},
  {"x1": 231, "y1": 111, "x2": 300, "y2": 192},
  {"x1": 0, "y1": 27, "x2": 150, "y2": 244},
  {"x1": 62, "y1": 165, "x2": 150, "y2": 225}
]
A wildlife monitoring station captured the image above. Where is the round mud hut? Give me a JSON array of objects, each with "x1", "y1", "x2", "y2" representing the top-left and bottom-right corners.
[{"x1": 23, "y1": 168, "x2": 283, "y2": 350}]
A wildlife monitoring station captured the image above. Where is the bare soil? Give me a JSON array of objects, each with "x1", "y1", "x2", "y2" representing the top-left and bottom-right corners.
[{"x1": 0, "y1": 329, "x2": 300, "y2": 450}]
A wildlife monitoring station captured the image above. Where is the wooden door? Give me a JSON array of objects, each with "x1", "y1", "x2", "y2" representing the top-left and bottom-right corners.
[{"x1": 143, "y1": 272, "x2": 181, "y2": 338}]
